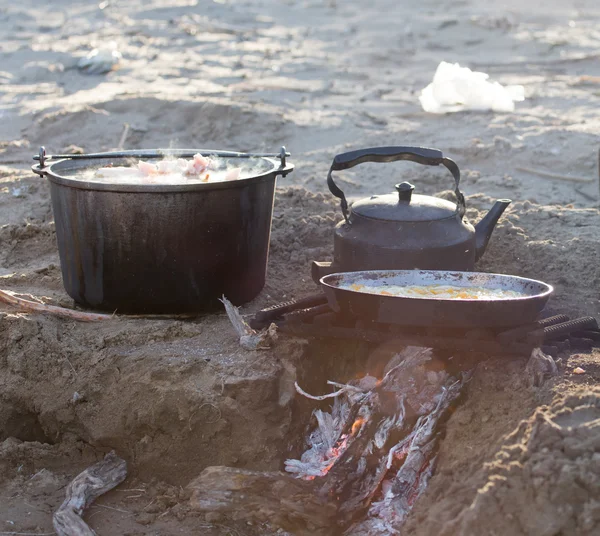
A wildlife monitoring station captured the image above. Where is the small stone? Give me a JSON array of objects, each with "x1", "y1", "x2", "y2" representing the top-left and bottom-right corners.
[
  {"x1": 62, "y1": 144, "x2": 84, "y2": 154},
  {"x1": 205, "y1": 512, "x2": 224, "y2": 523},
  {"x1": 573, "y1": 367, "x2": 586, "y2": 375},
  {"x1": 144, "y1": 501, "x2": 162, "y2": 514},
  {"x1": 494, "y1": 136, "x2": 512, "y2": 151},
  {"x1": 135, "y1": 512, "x2": 156, "y2": 525},
  {"x1": 455, "y1": 409, "x2": 473, "y2": 425}
]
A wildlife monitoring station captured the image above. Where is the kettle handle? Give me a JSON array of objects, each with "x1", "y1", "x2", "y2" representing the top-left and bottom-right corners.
[{"x1": 327, "y1": 146, "x2": 465, "y2": 223}]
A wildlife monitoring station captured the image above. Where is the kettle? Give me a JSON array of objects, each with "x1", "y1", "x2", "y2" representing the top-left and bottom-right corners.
[{"x1": 312, "y1": 146, "x2": 511, "y2": 283}]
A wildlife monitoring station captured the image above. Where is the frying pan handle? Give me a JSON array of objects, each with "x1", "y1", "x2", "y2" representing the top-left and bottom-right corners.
[{"x1": 327, "y1": 146, "x2": 465, "y2": 223}]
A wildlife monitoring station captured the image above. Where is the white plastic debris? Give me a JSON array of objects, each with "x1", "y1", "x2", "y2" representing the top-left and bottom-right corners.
[
  {"x1": 77, "y1": 43, "x2": 122, "y2": 75},
  {"x1": 419, "y1": 61, "x2": 525, "y2": 114}
]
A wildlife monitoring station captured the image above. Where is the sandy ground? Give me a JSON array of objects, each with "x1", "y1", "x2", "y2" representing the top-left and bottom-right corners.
[{"x1": 1, "y1": 0, "x2": 600, "y2": 534}]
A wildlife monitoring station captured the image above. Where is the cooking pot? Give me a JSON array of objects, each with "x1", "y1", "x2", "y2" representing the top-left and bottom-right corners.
[
  {"x1": 32, "y1": 146, "x2": 293, "y2": 313},
  {"x1": 312, "y1": 146, "x2": 510, "y2": 283}
]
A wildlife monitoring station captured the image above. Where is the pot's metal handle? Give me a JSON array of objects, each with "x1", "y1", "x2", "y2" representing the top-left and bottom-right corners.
[
  {"x1": 32, "y1": 147, "x2": 293, "y2": 162},
  {"x1": 274, "y1": 145, "x2": 294, "y2": 177},
  {"x1": 327, "y1": 146, "x2": 464, "y2": 223},
  {"x1": 31, "y1": 146, "x2": 48, "y2": 177},
  {"x1": 32, "y1": 145, "x2": 294, "y2": 178}
]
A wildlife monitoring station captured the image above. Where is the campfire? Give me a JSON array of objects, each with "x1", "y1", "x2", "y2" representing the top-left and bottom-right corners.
[
  {"x1": 287, "y1": 347, "x2": 472, "y2": 535},
  {"x1": 187, "y1": 344, "x2": 472, "y2": 534}
]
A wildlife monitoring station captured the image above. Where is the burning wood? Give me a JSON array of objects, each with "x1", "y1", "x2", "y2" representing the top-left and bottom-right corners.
[
  {"x1": 349, "y1": 374, "x2": 468, "y2": 534},
  {"x1": 188, "y1": 346, "x2": 471, "y2": 534}
]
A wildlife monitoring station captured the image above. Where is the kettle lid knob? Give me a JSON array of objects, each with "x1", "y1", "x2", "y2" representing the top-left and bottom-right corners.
[{"x1": 396, "y1": 182, "x2": 415, "y2": 202}]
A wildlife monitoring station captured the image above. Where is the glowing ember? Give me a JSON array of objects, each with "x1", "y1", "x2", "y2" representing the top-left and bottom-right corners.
[
  {"x1": 352, "y1": 417, "x2": 366, "y2": 435},
  {"x1": 308, "y1": 416, "x2": 369, "y2": 478},
  {"x1": 320, "y1": 434, "x2": 350, "y2": 476}
]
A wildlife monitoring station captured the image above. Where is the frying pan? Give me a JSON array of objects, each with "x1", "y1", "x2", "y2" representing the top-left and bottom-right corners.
[{"x1": 320, "y1": 270, "x2": 553, "y2": 328}]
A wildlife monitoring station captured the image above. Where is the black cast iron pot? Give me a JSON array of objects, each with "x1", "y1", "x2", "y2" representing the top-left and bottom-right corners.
[
  {"x1": 32, "y1": 147, "x2": 293, "y2": 314},
  {"x1": 312, "y1": 146, "x2": 511, "y2": 283}
]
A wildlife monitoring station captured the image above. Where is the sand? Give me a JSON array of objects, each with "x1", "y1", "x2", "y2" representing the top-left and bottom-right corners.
[{"x1": 1, "y1": 0, "x2": 600, "y2": 534}]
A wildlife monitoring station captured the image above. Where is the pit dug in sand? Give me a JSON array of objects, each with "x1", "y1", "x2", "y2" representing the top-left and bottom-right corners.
[{"x1": 1, "y1": 187, "x2": 600, "y2": 535}]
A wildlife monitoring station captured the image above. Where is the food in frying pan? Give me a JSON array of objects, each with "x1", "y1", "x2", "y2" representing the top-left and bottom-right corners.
[{"x1": 343, "y1": 282, "x2": 524, "y2": 300}]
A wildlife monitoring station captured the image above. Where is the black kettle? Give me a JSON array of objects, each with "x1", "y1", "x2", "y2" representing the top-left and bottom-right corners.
[{"x1": 312, "y1": 146, "x2": 511, "y2": 283}]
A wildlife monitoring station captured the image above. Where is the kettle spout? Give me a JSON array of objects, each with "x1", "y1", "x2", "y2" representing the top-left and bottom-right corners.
[{"x1": 474, "y1": 199, "x2": 511, "y2": 261}]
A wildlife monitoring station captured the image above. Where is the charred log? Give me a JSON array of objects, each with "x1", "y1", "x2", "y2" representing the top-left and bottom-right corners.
[{"x1": 188, "y1": 467, "x2": 336, "y2": 535}]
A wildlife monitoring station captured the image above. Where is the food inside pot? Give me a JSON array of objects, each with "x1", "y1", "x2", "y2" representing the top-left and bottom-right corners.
[
  {"x1": 343, "y1": 282, "x2": 524, "y2": 300},
  {"x1": 86, "y1": 153, "x2": 244, "y2": 184}
]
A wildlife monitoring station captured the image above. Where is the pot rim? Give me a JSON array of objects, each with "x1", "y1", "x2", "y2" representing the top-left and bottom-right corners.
[{"x1": 32, "y1": 151, "x2": 293, "y2": 193}]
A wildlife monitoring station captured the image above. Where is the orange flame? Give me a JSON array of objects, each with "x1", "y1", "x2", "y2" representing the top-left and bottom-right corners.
[
  {"x1": 314, "y1": 417, "x2": 370, "y2": 478},
  {"x1": 352, "y1": 417, "x2": 366, "y2": 435}
]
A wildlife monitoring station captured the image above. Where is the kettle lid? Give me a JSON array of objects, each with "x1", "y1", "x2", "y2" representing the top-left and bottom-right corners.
[{"x1": 350, "y1": 182, "x2": 459, "y2": 222}]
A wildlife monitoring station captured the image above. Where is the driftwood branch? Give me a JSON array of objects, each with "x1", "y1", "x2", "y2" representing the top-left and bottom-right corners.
[
  {"x1": 0, "y1": 289, "x2": 198, "y2": 322},
  {"x1": 526, "y1": 348, "x2": 558, "y2": 387},
  {"x1": 0, "y1": 289, "x2": 113, "y2": 322},
  {"x1": 220, "y1": 295, "x2": 277, "y2": 350},
  {"x1": 53, "y1": 452, "x2": 127, "y2": 536}
]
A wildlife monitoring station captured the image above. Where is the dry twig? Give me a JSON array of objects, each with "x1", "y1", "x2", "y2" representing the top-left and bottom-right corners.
[
  {"x1": 473, "y1": 53, "x2": 600, "y2": 71},
  {"x1": 90, "y1": 503, "x2": 131, "y2": 514},
  {"x1": 0, "y1": 289, "x2": 202, "y2": 322},
  {"x1": 117, "y1": 123, "x2": 130, "y2": 150},
  {"x1": 516, "y1": 166, "x2": 594, "y2": 183},
  {"x1": 294, "y1": 381, "x2": 347, "y2": 401},
  {"x1": 574, "y1": 187, "x2": 597, "y2": 202},
  {"x1": 0, "y1": 289, "x2": 113, "y2": 322}
]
